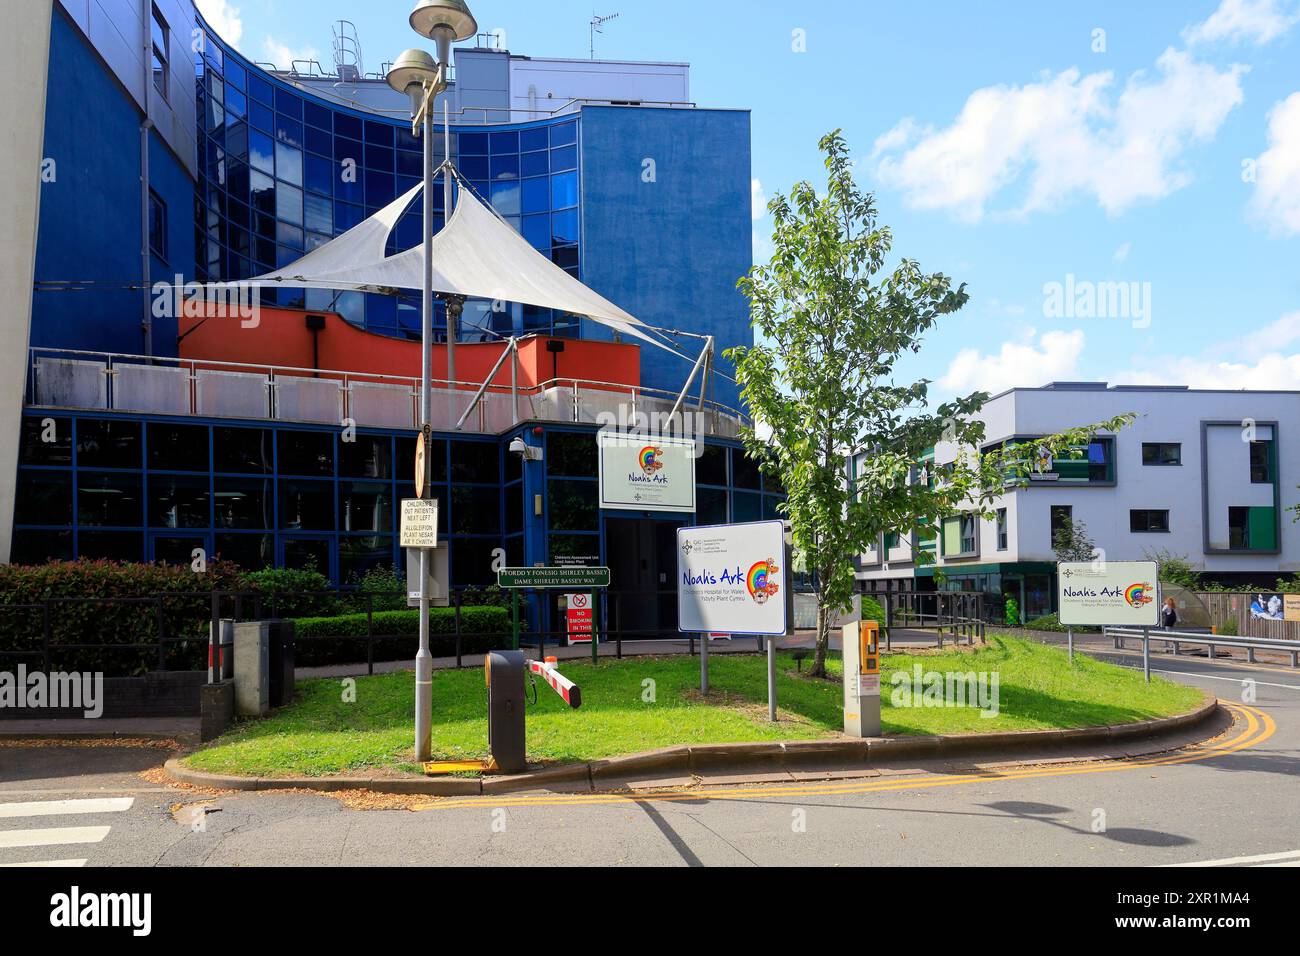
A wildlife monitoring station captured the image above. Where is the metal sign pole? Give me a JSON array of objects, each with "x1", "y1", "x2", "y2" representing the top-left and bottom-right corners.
[
  {"x1": 766, "y1": 636, "x2": 777, "y2": 721},
  {"x1": 700, "y1": 632, "x2": 709, "y2": 695},
  {"x1": 414, "y1": 98, "x2": 436, "y2": 763},
  {"x1": 1067, "y1": 626, "x2": 1073, "y2": 664}
]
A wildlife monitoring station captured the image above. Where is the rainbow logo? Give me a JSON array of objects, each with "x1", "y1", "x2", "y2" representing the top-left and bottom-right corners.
[
  {"x1": 1124, "y1": 583, "x2": 1154, "y2": 609},
  {"x1": 746, "y1": 558, "x2": 781, "y2": 605},
  {"x1": 638, "y1": 446, "x2": 664, "y2": 476}
]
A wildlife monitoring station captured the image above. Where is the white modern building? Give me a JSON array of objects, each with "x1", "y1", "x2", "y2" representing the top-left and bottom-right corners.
[{"x1": 855, "y1": 383, "x2": 1299, "y2": 620}]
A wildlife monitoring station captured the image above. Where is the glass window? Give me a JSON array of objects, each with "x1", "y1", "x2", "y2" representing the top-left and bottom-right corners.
[
  {"x1": 303, "y1": 99, "x2": 331, "y2": 130},
  {"x1": 276, "y1": 115, "x2": 303, "y2": 148},
  {"x1": 340, "y1": 535, "x2": 393, "y2": 583},
  {"x1": 551, "y1": 170, "x2": 578, "y2": 209},
  {"x1": 76, "y1": 419, "x2": 141, "y2": 469},
  {"x1": 521, "y1": 177, "x2": 549, "y2": 215},
  {"x1": 459, "y1": 155, "x2": 489, "y2": 180},
  {"x1": 731, "y1": 448, "x2": 761, "y2": 489},
  {"x1": 550, "y1": 122, "x2": 577, "y2": 148},
  {"x1": 305, "y1": 124, "x2": 332, "y2": 158},
  {"x1": 249, "y1": 129, "x2": 275, "y2": 174},
  {"x1": 459, "y1": 132, "x2": 489, "y2": 155},
  {"x1": 274, "y1": 87, "x2": 302, "y2": 118},
  {"x1": 77, "y1": 472, "x2": 143, "y2": 526},
  {"x1": 520, "y1": 127, "x2": 548, "y2": 152},
  {"x1": 149, "y1": 475, "x2": 209, "y2": 528},
  {"x1": 340, "y1": 481, "x2": 392, "y2": 533},
  {"x1": 304, "y1": 153, "x2": 333, "y2": 196},
  {"x1": 215, "y1": 532, "x2": 272, "y2": 570},
  {"x1": 214, "y1": 478, "x2": 271, "y2": 529},
  {"x1": 282, "y1": 537, "x2": 331, "y2": 575},
  {"x1": 274, "y1": 142, "x2": 302, "y2": 186},
  {"x1": 277, "y1": 430, "x2": 333, "y2": 476},
  {"x1": 490, "y1": 154, "x2": 519, "y2": 180},
  {"x1": 452, "y1": 538, "x2": 500, "y2": 587},
  {"x1": 1130, "y1": 509, "x2": 1170, "y2": 533},
  {"x1": 1050, "y1": 505, "x2": 1072, "y2": 546},
  {"x1": 334, "y1": 113, "x2": 362, "y2": 141},
  {"x1": 276, "y1": 183, "x2": 303, "y2": 224},
  {"x1": 550, "y1": 144, "x2": 577, "y2": 171},
  {"x1": 490, "y1": 130, "x2": 519, "y2": 154},
  {"x1": 697, "y1": 444, "x2": 727, "y2": 485},
  {"x1": 249, "y1": 98, "x2": 273, "y2": 134},
  {"x1": 1250, "y1": 441, "x2": 1273, "y2": 483},
  {"x1": 548, "y1": 533, "x2": 600, "y2": 567},
  {"x1": 451, "y1": 441, "x2": 498, "y2": 484},
  {"x1": 551, "y1": 245, "x2": 578, "y2": 270},
  {"x1": 732, "y1": 491, "x2": 762, "y2": 522},
  {"x1": 521, "y1": 150, "x2": 549, "y2": 177},
  {"x1": 548, "y1": 432, "x2": 597, "y2": 477},
  {"x1": 224, "y1": 58, "x2": 246, "y2": 92},
  {"x1": 547, "y1": 480, "x2": 597, "y2": 531},
  {"x1": 365, "y1": 143, "x2": 394, "y2": 172},
  {"x1": 214, "y1": 429, "x2": 273, "y2": 473},
  {"x1": 78, "y1": 531, "x2": 144, "y2": 562},
  {"x1": 279, "y1": 480, "x2": 335, "y2": 530},
  {"x1": 551, "y1": 208, "x2": 578, "y2": 244},
  {"x1": 396, "y1": 148, "x2": 421, "y2": 177},
  {"x1": 996, "y1": 508, "x2": 1008, "y2": 550},
  {"x1": 505, "y1": 482, "x2": 523, "y2": 535},
  {"x1": 15, "y1": 471, "x2": 73, "y2": 526},
  {"x1": 453, "y1": 486, "x2": 500, "y2": 534},
  {"x1": 148, "y1": 423, "x2": 208, "y2": 472},
  {"x1": 1228, "y1": 507, "x2": 1250, "y2": 550},
  {"x1": 11, "y1": 529, "x2": 73, "y2": 563},
  {"x1": 303, "y1": 192, "x2": 332, "y2": 233},
  {"x1": 151, "y1": 5, "x2": 169, "y2": 102},
  {"x1": 339, "y1": 435, "x2": 391, "y2": 478},
  {"x1": 277, "y1": 222, "x2": 303, "y2": 250},
  {"x1": 697, "y1": 486, "x2": 727, "y2": 525},
  {"x1": 490, "y1": 180, "x2": 521, "y2": 216},
  {"x1": 522, "y1": 214, "x2": 550, "y2": 250},
  {"x1": 364, "y1": 120, "x2": 393, "y2": 146},
  {"x1": 1142, "y1": 442, "x2": 1181, "y2": 466},
  {"x1": 20, "y1": 416, "x2": 72, "y2": 466},
  {"x1": 247, "y1": 73, "x2": 272, "y2": 105},
  {"x1": 364, "y1": 170, "x2": 394, "y2": 206}
]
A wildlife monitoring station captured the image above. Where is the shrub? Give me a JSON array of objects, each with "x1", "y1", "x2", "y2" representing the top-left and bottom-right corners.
[
  {"x1": 243, "y1": 566, "x2": 339, "y2": 619},
  {"x1": 0, "y1": 559, "x2": 249, "y2": 675},
  {"x1": 345, "y1": 563, "x2": 406, "y2": 613},
  {"x1": 1003, "y1": 598, "x2": 1020, "y2": 627},
  {"x1": 1218, "y1": 616, "x2": 1239, "y2": 636},
  {"x1": 289, "y1": 606, "x2": 511, "y2": 666},
  {"x1": 458, "y1": 584, "x2": 510, "y2": 608},
  {"x1": 860, "y1": 595, "x2": 886, "y2": 627}
]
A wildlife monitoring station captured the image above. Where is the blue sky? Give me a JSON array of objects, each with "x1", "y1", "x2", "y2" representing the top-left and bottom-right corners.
[{"x1": 198, "y1": 0, "x2": 1300, "y2": 403}]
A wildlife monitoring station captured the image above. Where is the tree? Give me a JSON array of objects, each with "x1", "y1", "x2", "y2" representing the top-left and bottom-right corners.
[
  {"x1": 1052, "y1": 516, "x2": 1097, "y2": 564},
  {"x1": 1143, "y1": 548, "x2": 1201, "y2": 589},
  {"x1": 727, "y1": 131, "x2": 1134, "y2": 678}
]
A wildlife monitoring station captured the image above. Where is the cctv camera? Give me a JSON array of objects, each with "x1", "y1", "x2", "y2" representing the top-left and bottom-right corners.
[{"x1": 509, "y1": 438, "x2": 527, "y2": 456}]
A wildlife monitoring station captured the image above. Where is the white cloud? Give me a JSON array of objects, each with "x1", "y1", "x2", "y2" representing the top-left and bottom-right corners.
[
  {"x1": 751, "y1": 178, "x2": 768, "y2": 220},
  {"x1": 195, "y1": 0, "x2": 242, "y2": 46},
  {"x1": 261, "y1": 36, "x2": 320, "y2": 72},
  {"x1": 1185, "y1": 0, "x2": 1300, "y2": 46},
  {"x1": 873, "y1": 49, "x2": 1246, "y2": 222},
  {"x1": 938, "y1": 329, "x2": 1086, "y2": 395},
  {"x1": 1112, "y1": 241, "x2": 1132, "y2": 263},
  {"x1": 1249, "y1": 92, "x2": 1300, "y2": 236},
  {"x1": 1119, "y1": 311, "x2": 1300, "y2": 389}
]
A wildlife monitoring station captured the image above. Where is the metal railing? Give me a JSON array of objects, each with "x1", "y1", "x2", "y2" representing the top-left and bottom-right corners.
[
  {"x1": 1104, "y1": 626, "x2": 1300, "y2": 681},
  {"x1": 877, "y1": 590, "x2": 987, "y2": 649},
  {"x1": 26, "y1": 347, "x2": 748, "y2": 437}
]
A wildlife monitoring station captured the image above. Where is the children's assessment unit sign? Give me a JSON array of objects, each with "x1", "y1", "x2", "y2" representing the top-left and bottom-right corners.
[
  {"x1": 1057, "y1": 560, "x2": 1160, "y2": 626},
  {"x1": 597, "y1": 433, "x2": 696, "y2": 513},
  {"x1": 677, "y1": 520, "x2": 787, "y2": 636}
]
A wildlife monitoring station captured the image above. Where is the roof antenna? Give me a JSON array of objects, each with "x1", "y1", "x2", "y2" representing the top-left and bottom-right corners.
[{"x1": 589, "y1": 12, "x2": 620, "y2": 59}]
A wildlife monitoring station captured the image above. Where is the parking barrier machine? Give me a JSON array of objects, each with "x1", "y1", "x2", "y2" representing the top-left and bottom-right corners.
[
  {"x1": 484, "y1": 651, "x2": 583, "y2": 773},
  {"x1": 842, "y1": 619, "x2": 882, "y2": 737}
]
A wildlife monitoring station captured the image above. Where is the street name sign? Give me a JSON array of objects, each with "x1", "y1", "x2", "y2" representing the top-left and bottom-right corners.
[
  {"x1": 497, "y1": 566, "x2": 611, "y2": 589},
  {"x1": 1057, "y1": 560, "x2": 1160, "y2": 627}
]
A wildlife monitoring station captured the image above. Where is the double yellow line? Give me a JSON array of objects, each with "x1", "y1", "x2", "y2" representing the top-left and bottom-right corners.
[{"x1": 415, "y1": 702, "x2": 1274, "y2": 811}]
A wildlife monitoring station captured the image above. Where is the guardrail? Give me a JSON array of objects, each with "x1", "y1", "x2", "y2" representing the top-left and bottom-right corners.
[
  {"x1": 1104, "y1": 626, "x2": 1300, "y2": 681},
  {"x1": 25, "y1": 347, "x2": 747, "y2": 437}
]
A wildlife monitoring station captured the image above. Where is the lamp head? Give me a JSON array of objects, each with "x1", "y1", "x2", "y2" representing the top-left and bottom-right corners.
[
  {"x1": 386, "y1": 48, "x2": 441, "y2": 113},
  {"x1": 410, "y1": 0, "x2": 478, "y2": 63}
]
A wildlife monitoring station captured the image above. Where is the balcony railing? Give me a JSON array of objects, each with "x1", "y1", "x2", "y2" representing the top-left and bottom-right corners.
[{"x1": 26, "y1": 348, "x2": 747, "y2": 439}]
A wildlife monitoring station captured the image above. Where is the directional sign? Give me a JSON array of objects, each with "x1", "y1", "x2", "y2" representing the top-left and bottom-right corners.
[
  {"x1": 498, "y1": 566, "x2": 610, "y2": 589},
  {"x1": 400, "y1": 498, "x2": 439, "y2": 549}
]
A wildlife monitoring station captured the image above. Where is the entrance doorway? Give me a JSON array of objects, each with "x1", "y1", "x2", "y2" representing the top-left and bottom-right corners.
[{"x1": 603, "y1": 517, "x2": 683, "y2": 640}]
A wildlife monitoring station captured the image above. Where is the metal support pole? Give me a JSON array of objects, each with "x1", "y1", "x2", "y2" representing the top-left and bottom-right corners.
[
  {"x1": 700, "y1": 632, "x2": 709, "y2": 695},
  {"x1": 1067, "y1": 626, "x2": 1073, "y2": 664},
  {"x1": 414, "y1": 103, "x2": 436, "y2": 763},
  {"x1": 592, "y1": 592, "x2": 600, "y2": 666},
  {"x1": 511, "y1": 590, "x2": 520, "y2": 651},
  {"x1": 444, "y1": 99, "x2": 455, "y2": 386},
  {"x1": 767, "y1": 636, "x2": 777, "y2": 722},
  {"x1": 510, "y1": 339, "x2": 518, "y2": 424},
  {"x1": 1142, "y1": 627, "x2": 1150, "y2": 682}
]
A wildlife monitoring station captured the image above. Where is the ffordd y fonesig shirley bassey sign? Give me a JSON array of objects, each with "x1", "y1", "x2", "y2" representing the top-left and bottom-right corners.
[
  {"x1": 677, "y1": 520, "x2": 788, "y2": 636},
  {"x1": 598, "y1": 433, "x2": 696, "y2": 513},
  {"x1": 1057, "y1": 561, "x2": 1160, "y2": 627}
]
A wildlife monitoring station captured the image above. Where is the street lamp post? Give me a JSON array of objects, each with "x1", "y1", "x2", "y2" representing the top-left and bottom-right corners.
[{"x1": 387, "y1": 0, "x2": 478, "y2": 763}]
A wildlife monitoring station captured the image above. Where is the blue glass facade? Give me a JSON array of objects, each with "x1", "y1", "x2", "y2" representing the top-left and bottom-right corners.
[{"x1": 194, "y1": 25, "x2": 583, "y2": 341}]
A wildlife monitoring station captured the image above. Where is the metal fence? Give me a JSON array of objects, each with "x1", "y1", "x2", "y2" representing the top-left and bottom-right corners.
[
  {"x1": 875, "y1": 590, "x2": 986, "y2": 649},
  {"x1": 1193, "y1": 591, "x2": 1300, "y2": 642},
  {"x1": 1104, "y1": 625, "x2": 1300, "y2": 681}
]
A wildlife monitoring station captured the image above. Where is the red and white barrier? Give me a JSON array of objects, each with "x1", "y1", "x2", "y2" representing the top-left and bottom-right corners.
[{"x1": 527, "y1": 659, "x2": 582, "y2": 709}]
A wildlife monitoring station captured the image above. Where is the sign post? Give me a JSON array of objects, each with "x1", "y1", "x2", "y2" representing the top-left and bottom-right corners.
[
  {"x1": 677, "y1": 520, "x2": 788, "y2": 698},
  {"x1": 498, "y1": 567, "x2": 611, "y2": 663},
  {"x1": 401, "y1": 483, "x2": 439, "y2": 761},
  {"x1": 1058, "y1": 560, "x2": 1160, "y2": 678}
]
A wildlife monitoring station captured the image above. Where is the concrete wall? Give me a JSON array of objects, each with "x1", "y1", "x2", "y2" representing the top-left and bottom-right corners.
[{"x1": 0, "y1": 1, "x2": 55, "y2": 564}]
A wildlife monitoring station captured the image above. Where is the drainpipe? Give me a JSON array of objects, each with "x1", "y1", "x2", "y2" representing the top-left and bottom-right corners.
[
  {"x1": 305, "y1": 314, "x2": 326, "y2": 376},
  {"x1": 139, "y1": 0, "x2": 153, "y2": 356}
]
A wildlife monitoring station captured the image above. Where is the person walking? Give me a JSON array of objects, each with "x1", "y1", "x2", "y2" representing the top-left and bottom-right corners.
[{"x1": 1161, "y1": 597, "x2": 1178, "y2": 630}]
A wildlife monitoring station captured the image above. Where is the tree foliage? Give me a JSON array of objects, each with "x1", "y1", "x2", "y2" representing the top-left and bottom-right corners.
[{"x1": 728, "y1": 131, "x2": 1133, "y2": 676}]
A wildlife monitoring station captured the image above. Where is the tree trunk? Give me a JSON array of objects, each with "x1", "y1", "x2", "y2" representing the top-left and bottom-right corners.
[{"x1": 810, "y1": 597, "x2": 830, "y2": 678}]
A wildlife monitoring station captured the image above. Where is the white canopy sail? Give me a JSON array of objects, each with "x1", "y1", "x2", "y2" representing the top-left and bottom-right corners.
[{"x1": 251, "y1": 173, "x2": 672, "y2": 353}]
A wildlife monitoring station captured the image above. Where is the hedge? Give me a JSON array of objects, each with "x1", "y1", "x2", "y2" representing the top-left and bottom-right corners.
[
  {"x1": 289, "y1": 606, "x2": 512, "y2": 667},
  {"x1": 1021, "y1": 612, "x2": 1099, "y2": 633},
  {"x1": 0, "y1": 559, "x2": 249, "y2": 675}
]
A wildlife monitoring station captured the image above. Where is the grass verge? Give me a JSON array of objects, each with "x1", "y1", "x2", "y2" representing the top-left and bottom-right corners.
[{"x1": 184, "y1": 634, "x2": 1205, "y2": 778}]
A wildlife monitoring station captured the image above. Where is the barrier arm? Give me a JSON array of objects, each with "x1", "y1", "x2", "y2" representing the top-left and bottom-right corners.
[{"x1": 527, "y1": 659, "x2": 582, "y2": 709}]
